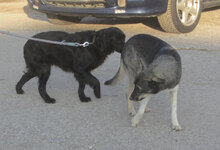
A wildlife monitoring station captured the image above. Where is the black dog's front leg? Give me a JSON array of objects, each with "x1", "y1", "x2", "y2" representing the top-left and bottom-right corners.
[
  {"x1": 88, "y1": 73, "x2": 101, "y2": 98},
  {"x1": 86, "y1": 72, "x2": 101, "y2": 99},
  {"x1": 75, "y1": 71, "x2": 101, "y2": 100}
]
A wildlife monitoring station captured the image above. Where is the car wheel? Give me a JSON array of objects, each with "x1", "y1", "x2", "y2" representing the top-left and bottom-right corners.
[
  {"x1": 47, "y1": 14, "x2": 82, "y2": 25},
  {"x1": 158, "y1": 0, "x2": 202, "y2": 33}
]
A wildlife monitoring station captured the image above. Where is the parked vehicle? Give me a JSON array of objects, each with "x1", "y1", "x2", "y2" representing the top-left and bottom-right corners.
[{"x1": 28, "y1": 0, "x2": 220, "y2": 33}]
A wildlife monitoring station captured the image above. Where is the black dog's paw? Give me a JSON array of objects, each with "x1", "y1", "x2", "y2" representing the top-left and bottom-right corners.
[
  {"x1": 95, "y1": 93, "x2": 101, "y2": 99},
  {"x1": 104, "y1": 80, "x2": 112, "y2": 85},
  {"x1": 93, "y1": 84, "x2": 101, "y2": 98},
  {"x1": 16, "y1": 88, "x2": 24, "y2": 94},
  {"x1": 94, "y1": 89, "x2": 101, "y2": 99},
  {"x1": 80, "y1": 97, "x2": 91, "y2": 102},
  {"x1": 45, "y1": 98, "x2": 56, "y2": 104}
]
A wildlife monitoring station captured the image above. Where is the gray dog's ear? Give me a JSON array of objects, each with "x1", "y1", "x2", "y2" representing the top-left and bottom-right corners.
[
  {"x1": 141, "y1": 69, "x2": 165, "y2": 83},
  {"x1": 151, "y1": 76, "x2": 165, "y2": 83},
  {"x1": 140, "y1": 69, "x2": 153, "y2": 80}
]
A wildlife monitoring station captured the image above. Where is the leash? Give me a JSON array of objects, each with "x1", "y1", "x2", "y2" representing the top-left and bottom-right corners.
[{"x1": 0, "y1": 30, "x2": 92, "y2": 47}]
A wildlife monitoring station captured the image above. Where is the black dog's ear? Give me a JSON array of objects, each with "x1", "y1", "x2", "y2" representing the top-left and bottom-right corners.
[
  {"x1": 95, "y1": 29, "x2": 110, "y2": 52},
  {"x1": 110, "y1": 28, "x2": 125, "y2": 53}
]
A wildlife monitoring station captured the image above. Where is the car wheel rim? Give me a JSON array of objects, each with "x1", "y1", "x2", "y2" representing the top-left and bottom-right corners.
[{"x1": 176, "y1": 0, "x2": 200, "y2": 26}]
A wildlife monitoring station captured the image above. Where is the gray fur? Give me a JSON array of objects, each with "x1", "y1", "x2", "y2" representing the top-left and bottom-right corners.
[
  {"x1": 105, "y1": 34, "x2": 182, "y2": 130},
  {"x1": 106, "y1": 34, "x2": 182, "y2": 96}
]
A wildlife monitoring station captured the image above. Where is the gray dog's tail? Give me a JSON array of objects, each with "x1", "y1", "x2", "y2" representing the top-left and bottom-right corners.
[{"x1": 104, "y1": 59, "x2": 126, "y2": 86}]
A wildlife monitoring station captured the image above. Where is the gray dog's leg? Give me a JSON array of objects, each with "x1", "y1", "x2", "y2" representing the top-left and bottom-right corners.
[
  {"x1": 126, "y1": 81, "x2": 136, "y2": 116},
  {"x1": 138, "y1": 101, "x2": 151, "y2": 113},
  {"x1": 131, "y1": 94, "x2": 152, "y2": 126},
  {"x1": 169, "y1": 85, "x2": 182, "y2": 131}
]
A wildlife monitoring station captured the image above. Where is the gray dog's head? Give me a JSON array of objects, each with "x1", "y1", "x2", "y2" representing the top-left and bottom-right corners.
[{"x1": 130, "y1": 70, "x2": 165, "y2": 101}]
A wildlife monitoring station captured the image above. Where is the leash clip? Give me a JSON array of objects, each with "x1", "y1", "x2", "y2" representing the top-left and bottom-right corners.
[{"x1": 82, "y1": 42, "x2": 90, "y2": 47}]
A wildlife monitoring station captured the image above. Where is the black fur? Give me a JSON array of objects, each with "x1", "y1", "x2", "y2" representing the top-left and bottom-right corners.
[{"x1": 16, "y1": 27, "x2": 125, "y2": 103}]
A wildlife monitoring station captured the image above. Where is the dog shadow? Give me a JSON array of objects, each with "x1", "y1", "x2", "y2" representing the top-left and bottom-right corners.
[{"x1": 23, "y1": 5, "x2": 163, "y2": 31}]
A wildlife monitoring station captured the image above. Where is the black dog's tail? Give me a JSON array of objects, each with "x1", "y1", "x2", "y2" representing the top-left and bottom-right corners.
[{"x1": 104, "y1": 59, "x2": 126, "y2": 86}]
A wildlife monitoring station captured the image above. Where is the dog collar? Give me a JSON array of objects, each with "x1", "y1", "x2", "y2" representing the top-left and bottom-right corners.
[{"x1": 92, "y1": 31, "x2": 96, "y2": 44}]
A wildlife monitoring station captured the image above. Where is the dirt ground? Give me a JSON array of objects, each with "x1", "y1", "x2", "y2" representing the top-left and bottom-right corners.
[{"x1": 0, "y1": 1, "x2": 220, "y2": 150}]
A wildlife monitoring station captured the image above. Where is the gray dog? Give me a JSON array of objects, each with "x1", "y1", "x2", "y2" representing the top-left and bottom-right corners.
[{"x1": 105, "y1": 34, "x2": 182, "y2": 131}]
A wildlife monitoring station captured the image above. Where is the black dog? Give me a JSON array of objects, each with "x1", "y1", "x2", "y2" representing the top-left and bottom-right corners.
[{"x1": 16, "y1": 27, "x2": 125, "y2": 103}]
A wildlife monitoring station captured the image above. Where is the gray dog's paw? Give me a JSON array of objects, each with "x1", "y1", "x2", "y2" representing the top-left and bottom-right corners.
[{"x1": 172, "y1": 125, "x2": 182, "y2": 131}]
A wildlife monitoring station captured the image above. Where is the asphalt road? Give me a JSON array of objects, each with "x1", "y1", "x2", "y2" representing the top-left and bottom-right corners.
[{"x1": 0, "y1": 1, "x2": 220, "y2": 150}]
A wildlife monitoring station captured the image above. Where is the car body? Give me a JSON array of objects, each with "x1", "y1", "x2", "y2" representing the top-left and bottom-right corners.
[{"x1": 28, "y1": 0, "x2": 220, "y2": 33}]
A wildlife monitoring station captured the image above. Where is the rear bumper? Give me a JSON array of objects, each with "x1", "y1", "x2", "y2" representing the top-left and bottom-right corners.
[{"x1": 28, "y1": 0, "x2": 168, "y2": 18}]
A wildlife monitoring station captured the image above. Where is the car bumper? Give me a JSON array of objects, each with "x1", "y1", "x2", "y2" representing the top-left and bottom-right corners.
[{"x1": 28, "y1": 0, "x2": 167, "y2": 18}]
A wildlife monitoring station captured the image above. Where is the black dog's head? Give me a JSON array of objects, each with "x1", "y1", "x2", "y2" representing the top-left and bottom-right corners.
[
  {"x1": 95, "y1": 27, "x2": 125, "y2": 54},
  {"x1": 130, "y1": 70, "x2": 165, "y2": 101}
]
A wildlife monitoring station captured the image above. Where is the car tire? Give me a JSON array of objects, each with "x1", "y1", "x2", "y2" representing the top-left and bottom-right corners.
[
  {"x1": 47, "y1": 14, "x2": 82, "y2": 25},
  {"x1": 158, "y1": 0, "x2": 202, "y2": 33}
]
